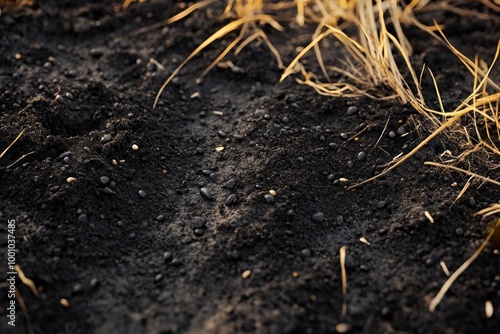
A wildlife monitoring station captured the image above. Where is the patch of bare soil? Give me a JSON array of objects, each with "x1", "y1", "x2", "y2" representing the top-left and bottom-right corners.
[{"x1": 0, "y1": 1, "x2": 499, "y2": 333}]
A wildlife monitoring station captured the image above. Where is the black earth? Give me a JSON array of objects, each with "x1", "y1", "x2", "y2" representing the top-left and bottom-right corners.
[{"x1": 0, "y1": 1, "x2": 499, "y2": 334}]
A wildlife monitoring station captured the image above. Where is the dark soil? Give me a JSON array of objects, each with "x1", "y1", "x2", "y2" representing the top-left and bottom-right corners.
[{"x1": 1, "y1": 1, "x2": 499, "y2": 333}]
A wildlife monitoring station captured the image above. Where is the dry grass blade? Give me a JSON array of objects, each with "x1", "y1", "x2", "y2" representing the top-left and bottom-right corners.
[
  {"x1": 15, "y1": 264, "x2": 39, "y2": 297},
  {"x1": 450, "y1": 175, "x2": 473, "y2": 207},
  {"x1": 131, "y1": 0, "x2": 217, "y2": 36},
  {"x1": 474, "y1": 203, "x2": 500, "y2": 218},
  {"x1": 339, "y1": 246, "x2": 347, "y2": 317},
  {"x1": 15, "y1": 290, "x2": 34, "y2": 334},
  {"x1": 154, "y1": 0, "x2": 286, "y2": 109},
  {"x1": 429, "y1": 219, "x2": 500, "y2": 312},
  {"x1": 424, "y1": 161, "x2": 500, "y2": 187},
  {"x1": 350, "y1": 37, "x2": 500, "y2": 188},
  {"x1": 0, "y1": 129, "x2": 24, "y2": 159}
]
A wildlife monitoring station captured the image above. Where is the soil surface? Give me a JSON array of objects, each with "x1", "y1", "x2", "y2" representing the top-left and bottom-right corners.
[{"x1": 1, "y1": 1, "x2": 499, "y2": 333}]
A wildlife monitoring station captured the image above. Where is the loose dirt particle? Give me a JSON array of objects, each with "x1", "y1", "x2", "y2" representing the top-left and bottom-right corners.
[{"x1": 242, "y1": 270, "x2": 251, "y2": 279}]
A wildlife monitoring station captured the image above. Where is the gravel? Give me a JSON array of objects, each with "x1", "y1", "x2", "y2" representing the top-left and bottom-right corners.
[
  {"x1": 264, "y1": 194, "x2": 275, "y2": 204},
  {"x1": 357, "y1": 151, "x2": 366, "y2": 161},
  {"x1": 200, "y1": 187, "x2": 213, "y2": 200},
  {"x1": 225, "y1": 179, "x2": 238, "y2": 189},
  {"x1": 347, "y1": 106, "x2": 358, "y2": 115},
  {"x1": 225, "y1": 194, "x2": 237, "y2": 206}
]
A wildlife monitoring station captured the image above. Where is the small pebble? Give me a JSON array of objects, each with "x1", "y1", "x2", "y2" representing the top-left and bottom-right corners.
[
  {"x1": 329, "y1": 142, "x2": 337, "y2": 149},
  {"x1": 225, "y1": 194, "x2": 237, "y2": 206},
  {"x1": 225, "y1": 179, "x2": 238, "y2": 189},
  {"x1": 347, "y1": 106, "x2": 358, "y2": 115},
  {"x1": 376, "y1": 200, "x2": 387, "y2": 209},
  {"x1": 194, "y1": 228, "x2": 204, "y2": 236},
  {"x1": 154, "y1": 274, "x2": 163, "y2": 282},
  {"x1": 200, "y1": 187, "x2": 213, "y2": 200},
  {"x1": 103, "y1": 187, "x2": 115, "y2": 194},
  {"x1": 388, "y1": 131, "x2": 396, "y2": 138},
  {"x1": 78, "y1": 214, "x2": 87, "y2": 223},
  {"x1": 455, "y1": 228, "x2": 464, "y2": 236},
  {"x1": 162, "y1": 252, "x2": 172, "y2": 261},
  {"x1": 397, "y1": 125, "x2": 408, "y2": 136},
  {"x1": 171, "y1": 258, "x2": 182, "y2": 266},
  {"x1": 132, "y1": 144, "x2": 139, "y2": 151},
  {"x1": 156, "y1": 215, "x2": 165, "y2": 222},
  {"x1": 60, "y1": 298, "x2": 70, "y2": 308},
  {"x1": 357, "y1": 151, "x2": 366, "y2": 161},
  {"x1": 297, "y1": 157, "x2": 304, "y2": 162},
  {"x1": 90, "y1": 278, "x2": 99, "y2": 287},
  {"x1": 264, "y1": 194, "x2": 275, "y2": 204},
  {"x1": 347, "y1": 160, "x2": 353, "y2": 168},
  {"x1": 301, "y1": 249, "x2": 311, "y2": 258},
  {"x1": 336, "y1": 323, "x2": 352, "y2": 333},
  {"x1": 269, "y1": 189, "x2": 277, "y2": 196},
  {"x1": 100, "y1": 134, "x2": 112, "y2": 144},
  {"x1": 242, "y1": 270, "x2": 252, "y2": 279},
  {"x1": 100, "y1": 176, "x2": 110, "y2": 184},
  {"x1": 312, "y1": 212, "x2": 325, "y2": 222},
  {"x1": 340, "y1": 133, "x2": 348, "y2": 140},
  {"x1": 138, "y1": 190, "x2": 147, "y2": 198},
  {"x1": 218, "y1": 130, "x2": 227, "y2": 138},
  {"x1": 193, "y1": 217, "x2": 206, "y2": 229},
  {"x1": 55, "y1": 94, "x2": 64, "y2": 103}
]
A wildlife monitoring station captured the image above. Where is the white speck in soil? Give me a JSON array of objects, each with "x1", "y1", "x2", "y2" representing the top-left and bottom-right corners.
[
  {"x1": 100, "y1": 134, "x2": 112, "y2": 144},
  {"x1": 138, "y1": 190, "x2": 147, "y2": 198}
]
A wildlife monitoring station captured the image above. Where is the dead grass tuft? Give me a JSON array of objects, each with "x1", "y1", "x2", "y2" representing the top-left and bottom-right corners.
[
  {"x1": 153, "y1": 0, "x2": 293, "y2": 109},
  {"x1": 0, "y1": 0, "x2": 34, "y2": 15}
]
